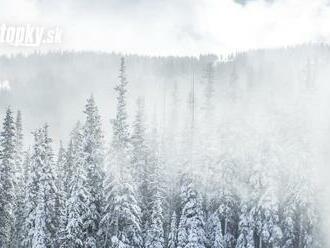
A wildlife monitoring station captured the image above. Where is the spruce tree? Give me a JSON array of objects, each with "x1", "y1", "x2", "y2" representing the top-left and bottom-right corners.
[
  {"x1": 293, "y1": 175, "x2": 319, "y2": 248},
  {"x1": 20, "y1": 150, "x2": 31, "y2": 247},
  {"x1": 0, "y1": 108, "x2": 16, "y2": 247},
  {"x1": 13, "y1": 110, "x2": 25, "y2": 248},
  {"x1": 14, "y1": 111, "x2": 23, "y2": 179},
  {"x1": 144, "y1": 141, "x2": 165, "y2": 248},
  {"x1": 249, "y1": 151, "x2": 283, "y2": 248},
  {"x1": 168, "y1": 212, "x2": 178, "y2": 248},
  {"x1": 101, "y1": 57, "x2": 143, "y2": 248},
  {"x1": 206, "y1": 212, "x2": 224, "y2": 248},
  {"x1": 22, "y1": 125, "x2": 57, "y2": 247},
  {"x1": 31, "y1": 184, "x2": 48, "y2": 248},
  {"x1": 218, "y1": 159, "x2": 240, "y2": 248},
  {"x1": 14, "y1": 110, "x2": 24, "y2": 189},
  {"x1": 236, "y1": 203, "x2": 255, "y2": 248},
  {"x1": 55, "y1": 142, "x2": 67, "y2": 247},
  {"x1": 62, "y1": 124, "x2": 88, "y2": 248},
  {"x1": 82, "y1": 96, "x2": 105, "y2": 248},
  {"x1": 177, "y1": 174, "x2": 206, "y2": 248},
  {"x1": 131, "y1": 97, "x2": 152, "y2": 238},
  {"x1": 145, "y1": 192, "x2": 165, "y2": 248}
]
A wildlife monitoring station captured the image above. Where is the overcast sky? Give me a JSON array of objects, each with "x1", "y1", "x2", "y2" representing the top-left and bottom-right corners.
[{"x1": 0, "y1": 0, "x2": 329, "y2": 56}]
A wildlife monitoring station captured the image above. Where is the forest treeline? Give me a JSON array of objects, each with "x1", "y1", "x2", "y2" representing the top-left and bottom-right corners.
[{"x1": 0, "y1": 56, "x2": 325, "y2": 248}]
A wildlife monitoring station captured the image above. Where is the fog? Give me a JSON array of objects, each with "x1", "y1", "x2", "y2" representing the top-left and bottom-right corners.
[
  {"x1": 0, "y1": 45, "x2": 329, "y2": 246},
  {"x1": 0, "y1": 0, "x2": 329, "y2": 247}
]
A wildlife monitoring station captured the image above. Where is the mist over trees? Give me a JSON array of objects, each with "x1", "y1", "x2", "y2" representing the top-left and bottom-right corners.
[
  {"x1": 0, "y1": 45, "x2": 328, "y2": 247},
  {"x1": 1, "y1": 44, "x2": 330, "y2": 145}
]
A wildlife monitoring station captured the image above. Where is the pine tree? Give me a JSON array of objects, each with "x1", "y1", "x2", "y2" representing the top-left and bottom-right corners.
[
  {"x1": 131, "y1": 98, "x2": 152, "y2": 238},
  {"x1": 144, "y1": 142, "x2": 165, "y2": 248},
  {"x1": 20, "y1": 150, "x2": 31, "y2": 247},
  {"x1": 112, "y1": 57, "x2": 130, "y2": 160},
  {"x1": 259, "y1": 190, "x2": 282, "y2": 248},
  {"x1": 31, "y1": 184, "x2": 47, "y2": 248},
  {"x1": 236, "y1": 203, "x2": 254, "y2": 248},
  {"x1": 101, "y1": 174, "x2": 143, "y2": 247},
  {"x1": 293, "y1": 175, "x2": 319, "y2": 248},
  {"x1": 43, "y1": 125, "x2": 59, "y2": 247},
  {"x1": 277, "y1": 160, "x2": 296, "y2": 248},
  {"x1": 62, "y1": 124, "x2": 88, "y2": 248},
  {"x1": 131, "y1": 98, "x2": 148, "y2": 184},
  {"x1": 55, "y1": 141, "x2": 67, "y2": 247},
  {"x1": 218, "y1": 159, "x2": 240, "y2": 248},
  {"x1": 168, "y1": 212, "x2": 177, "y2": 248},
  {"x1": 22, "y1": 125, "x2": 58, "y2": 247},
  {"x1": 177, "y1": 174, "x2": 206, "y2": 248},
  {"x1": 145, "y1": 192, "x2": 165, "y2": 248},
  {"x1": 0, "y1": 108, "x2": 16, "y2": 247},
  {"x1": 281, "y1": 204, "x2": 295, "y2": 248},
  {"x1": 249, "y1": 150, "x2": 283, "y2": 248},
  {"x1": 163, "y1": 83, "x2": 181, "y2": 234},
  {"x1": 14, "y1": 110, "x2": 24, "y2": 188},
  {"x1": 206, "y1": 212, "x2": 224, "y2": 248},
  {"x1": 82, "y1": 96, "x2": 105, "y2": 248},
  {"x1": 13, "y1": 110, "x2": 25, "y2": 248},
  {"x1": 101, "y1": 57, "x2": 143, "y2": 248}
]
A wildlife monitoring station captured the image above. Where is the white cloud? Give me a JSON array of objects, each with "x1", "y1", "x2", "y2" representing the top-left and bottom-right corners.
[{"x1": 0, "y1": 0, "x2": 329, "y2": 56}]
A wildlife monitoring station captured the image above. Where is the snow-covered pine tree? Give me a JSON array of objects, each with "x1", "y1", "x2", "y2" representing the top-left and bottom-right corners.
[
  {"x1": 293, "y1": 175, "x2": 320, "y2": 248},
  {"x1": 31, "y1": 183, "x2": 47, "y2": 248},
  {"x1": 43, "y1": 125, "x2": 60, "y2": 247},
  {"x1": 277, "y1": 158, "x2": 296, "y2": 248},
  {"x1": 131, "y1": 99, "x2": 147, "y2": 180},
  {"x1": 259, "y1": 190, "x2": 283, "y2": 248},
  {"x1": 131, "y1": 98, "x2": 150, "y2": 231},
  {"x1": 131, "y1": 97, "x2": 161, "y2": 245},
  {"x1": 280, "y1": 202, "x2": 295, "y2": 248},
  {"x1": 218, "y1": 159, "x2": 240, "y2": 248},
  {"x1": 0, "y1": 108, "x2": 16, "y2": 247},
  {"x1": 56, "y1": 142, "x2": 66, "y2": 187},
  {"x1": 55, "y1": 141, "x2": 67, "y2": 247},
  {"x1": 62, "y1": 123, "x2": 88, "y2": 248},
  {"x1": 206, "y1": 211, "x2": 224, "y2": 248},
  {"x1": 101, "y1": 57, "x2": 143, "y2": 248},
  {"x1": 111, "y1": 57, "x2": 130, "y2": 161},
  {"x1": 249, "y1": 149, "x2": 283, "y2": 248},
  {"x1": 175, "y1": 81, "x2": 206, "y2": 248},
  {"x1": 200, "y1": 62, "x2": 220, "y2": 231},
  {"x1": 145, "y1": 191, "x2": 165, "y2": 248},
  {"x1": 235, "y1": 203, "x2": 254, "y2": 248},
  {"x1": 279, "y1": 176, "x2": 321, "y2": 248},
  {"x1": 22, "y1": 125, "x2": 58, "y2": 248},
  {"x1": 13, "y1": 110, "x2": 25, "y2": 248},
  {"x1": 168, "y1": 212, "x2": 178, "y2": 248},
  {"x1": 14, "y1": 110, "x2": 24, "y2": 188},
  {"x1": 144, "y1": 140, "x2": 165, "y2": 248},
  {"x1": 19, "y1": 150, "x2": 31, "y2": 247},
  {"x1": 82, "y1": 95, "x2": 105, "y2": 248},
  {"x1": 177, "y1": 174, "x2": 206, "y2": 248},
  {"x1": 162, "y1": 83, "x2": 181, "y2": 236}
]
